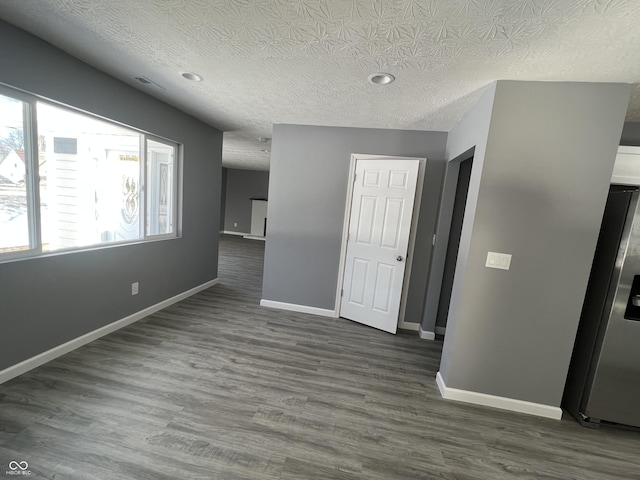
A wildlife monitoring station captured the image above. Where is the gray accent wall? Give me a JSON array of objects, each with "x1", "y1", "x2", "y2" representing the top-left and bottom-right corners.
[
  {"x1": 262, "y1": 124, "x2": 447, "y2": 322},
  {"x1": 438, "y1": 81, "x2": 630, "y2": 407},
  {"x1": 223, "y1": 168, "x2": 269, "y2": 234},
  {"x1": 0, "y1": 21, "x2": 222, "y2": 371}
]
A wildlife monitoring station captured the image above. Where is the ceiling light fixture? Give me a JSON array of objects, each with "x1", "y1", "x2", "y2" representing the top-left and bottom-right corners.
[
  {"x1": 180, "y1": 71, "x2": 203, "y2": 82},
  {"x1": 368, "y1": 73, "x2": 395, "y2": 85},
  {"x1": 260, "y1": 149, "x2": 270, "y2": 153}
]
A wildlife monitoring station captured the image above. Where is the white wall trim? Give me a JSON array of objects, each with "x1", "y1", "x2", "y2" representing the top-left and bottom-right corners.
[
  {"x1": 243, "y1": 235, "x2": 266, "y2": 242},
  {"x1": 435, "y1": 326, "x2": 447, "y2": 336},
  {"x1": 612, "y1": 146, "x2": 640, "y2": 186},
  {"x1": 260, "y1": 299, "x2": 337, "y2": 318},
  {"x1": 398, "y1": 321, "x2": 420, "y2": 332},
  {"x1": 222, "y1": 230, "x2": 251, "y2": 236},
  {"x1": 435, "y1": 371, "x2": 562, "y2": 420},
  {"x1": 0, "y1": 278, "x2": 220, "y2": 385},
  {"x1": 418, "y1": 325, "x2": 436, "y2": 340}
]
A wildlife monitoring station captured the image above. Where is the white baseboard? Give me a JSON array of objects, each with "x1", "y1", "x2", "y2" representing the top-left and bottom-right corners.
[
  {"x1": 0, "y1": 278, "x2": 220, "y2": 385},
  {"x1": 243, "y1": 235, "x2": 266, "y2": 241},
  {"x1": 260, "y1": 299, "x2": 337, "y2": 318},
  {"x1": 418, "y1": 325, "x2": 436, "y2": 340},
  {"x1": 435, "y1": 371, "x2": 562, "y2": 420},
  {"x1": 398, "y1": 321, "x2": 420, "y2": 332},
  {"x1": 222, "y1": 230, "x2": 250, "y2": 236},
  {"x1": 435, "y1": 326, "x2": 447, "y2": 336}
]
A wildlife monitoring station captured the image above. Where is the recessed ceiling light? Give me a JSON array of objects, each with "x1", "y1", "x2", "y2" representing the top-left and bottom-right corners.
[
  {"x1": 260, "y1": 149, "x2": 270, "y2": 153},
  {"x1": 180, "y1": 71, "x2": 203, "y2": 82},
  {"x1": 368, "y1": 73, "x2": 395, "y2": 85}
]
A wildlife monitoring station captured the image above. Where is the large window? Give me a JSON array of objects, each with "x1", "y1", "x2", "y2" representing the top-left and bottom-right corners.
[{"x1": 0, "y1": 85, "x2": 180, "y2": 259}]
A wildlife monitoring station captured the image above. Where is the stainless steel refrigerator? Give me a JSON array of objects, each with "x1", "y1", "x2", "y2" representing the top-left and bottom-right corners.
[{"x1": 564, "y1": 185, "x2": 640, "y2": 428}]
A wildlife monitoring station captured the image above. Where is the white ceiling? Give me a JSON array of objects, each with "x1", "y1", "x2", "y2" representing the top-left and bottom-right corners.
[{"x1": 2, "y1": 0, "x2": 640, "y2": 171}]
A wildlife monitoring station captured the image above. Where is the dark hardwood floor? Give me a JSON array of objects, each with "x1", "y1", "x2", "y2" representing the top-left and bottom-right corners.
[{"x1": 1, "y1": 234, "x2": 639, "y2": 479}]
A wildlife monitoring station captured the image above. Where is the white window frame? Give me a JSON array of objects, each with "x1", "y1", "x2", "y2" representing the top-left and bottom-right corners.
[
  {"x1": 144, "y1": 134, "x2": 179, "y2": 240},
  {"x1": 0, "y1": 83, "x2": 181, "y2": 263},
  {"x1": 0, "y1": 85, "x2": 41, "y2": 261}
]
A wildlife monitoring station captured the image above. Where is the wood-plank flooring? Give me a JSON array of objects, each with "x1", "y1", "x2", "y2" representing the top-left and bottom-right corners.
[{"x1": 1, "y1": 234, "x2": 639, "y2": 479}]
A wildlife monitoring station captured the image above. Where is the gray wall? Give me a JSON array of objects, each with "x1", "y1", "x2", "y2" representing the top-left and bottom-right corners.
[
  {"x1": 439, "y1": 80, "x2": 630, "y2": 407},
  {"x1": 263, "y1": 124, "x2": 447, "y2": 323},
  {"x1": 620, "y1": 122, "x2": 640, "y2": 145},
  {"x1": 223, "y1": 168, "x2": 269, "y2": 233},
  {"x1": 0, "y1": 21, "x2": 222, "y2": 371}
]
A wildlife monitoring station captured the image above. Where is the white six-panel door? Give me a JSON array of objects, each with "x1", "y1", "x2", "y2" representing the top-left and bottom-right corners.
[{"x1": 340, "y1": 158, "x2": 420, "y2": 334}]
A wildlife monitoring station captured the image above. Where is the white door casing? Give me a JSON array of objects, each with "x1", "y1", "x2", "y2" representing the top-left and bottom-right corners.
[{"x1": 340, "y1": 158, "x2": 420, "y2": 333}]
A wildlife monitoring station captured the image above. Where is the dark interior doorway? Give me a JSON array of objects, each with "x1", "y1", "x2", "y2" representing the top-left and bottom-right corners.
[{"x1": 435, "y1": 156, "x2": 473, "y2": 330}]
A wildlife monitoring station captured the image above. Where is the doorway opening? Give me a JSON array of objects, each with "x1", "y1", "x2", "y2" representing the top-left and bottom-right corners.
[
  {"x1": 421, "y1": 147, "x2": 475, "y2": 338},
  {"x1": 435, "y1": 156, "x2": 473, "y2": 331},
  {"x1": 336, "y1": 154, "x2": 426, "y2": 334}
]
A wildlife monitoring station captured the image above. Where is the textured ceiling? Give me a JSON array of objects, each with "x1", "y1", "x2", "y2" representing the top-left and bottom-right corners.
[{"x1": 2, "y1": 0, "x2": 640, "y2": 170}]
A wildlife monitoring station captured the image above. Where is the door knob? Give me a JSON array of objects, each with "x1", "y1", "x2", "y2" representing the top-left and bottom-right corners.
[{"x1": 396, "y1": 255, "x2": 404, "y2": 262}]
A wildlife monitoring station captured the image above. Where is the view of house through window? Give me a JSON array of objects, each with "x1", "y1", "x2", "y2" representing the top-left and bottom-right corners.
[
  {"x1": 0, "y1": 85, "x2": 179, "y2": 260},
  {"x1": 0, "y1": 93, "x2": 29, "y2": 253},
  {"x1": 37, "y1": 102, "x2": 143, "y2": 251}
]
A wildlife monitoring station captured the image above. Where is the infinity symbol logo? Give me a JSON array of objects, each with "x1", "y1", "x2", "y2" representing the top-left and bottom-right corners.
[{"x1": 8, "y1": 461, "x2": 28, "y2": 471}]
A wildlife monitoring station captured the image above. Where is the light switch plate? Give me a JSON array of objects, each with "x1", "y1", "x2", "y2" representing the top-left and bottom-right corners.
[{"x1": 486, "y1": 252, "x2": 512, "y2": 270}]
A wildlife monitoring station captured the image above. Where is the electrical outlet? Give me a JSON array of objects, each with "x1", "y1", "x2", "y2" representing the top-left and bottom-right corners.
[
  {"x1": 234, "y1": 222, "x2": 238, "y2": 227},
  {"x1": 131, "y1": 282, "x2": 139, "y2": 295}
]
